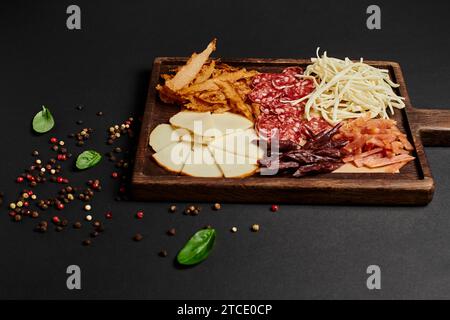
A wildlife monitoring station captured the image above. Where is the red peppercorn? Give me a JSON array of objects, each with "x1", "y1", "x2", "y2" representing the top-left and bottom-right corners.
[
  {"x1": 56, "y1": 203, "x2": 64, "y2": 210},
  {"x1": 27, "y1": 190, "x2": 33, "y2": 196},
  {"x1": 105, "y1": 212, "x2": 113, "y2": 219},
  {"x1": 63, "y1": 178, "x2": 69, "y2": 184},
  {"x1": 16, "y1": 177, "x2": 24, "y2": 183},
  {"x1": 56, "y1": 177, "x2": 63, "y2": 183},
  {"x1": 119, "y1": 186, "x2": 126, "y2": 194},
  {"x1": 23, "y1": 202, "x2": 29, "y2": 207},
  {"x1": 111, "y1": 172, "x2": 119, "y2": 179},
  {"x1": 270, "y1": 205, "x2": 279, "y2": 212},
  {"x1": 136, "y1": 211, "x2": 144, "y2": 219},
  {"x1": 50, "y1": 137, "x2": 58, "y2": 144},
  {"x1": 52, "y1": 216, "x2": 60, "y2": 224},
  {"x1": 8, "y1": 211, "x2": 16, "y2": 217}
]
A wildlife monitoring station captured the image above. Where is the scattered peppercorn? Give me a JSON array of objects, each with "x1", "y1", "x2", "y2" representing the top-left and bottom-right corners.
[
  {"x1": 84, "y1": 204, "x2": 92, "y2": 211},
  {"x1": 105, "y1": 212, "x2": 112, "y2": 219},
  {"x1": 158, "y1": 250, "x2": 168, "y2": 257},
  {"x1": 213, "y1": 203, "x2": 221, "y2": 210},
  {"x1": 76, "y1": 105, "x2": 83, "y2": 111},
  {"x1": 82, "y1": 239, "x2": 91, "y2": 246},
  {"x1": 231, "y1": 226, "x2": 238, "y2": 233},
  {"x1": 167, "y1": 228, "x2": 176, "y2": 236},
  {"x1": 85, "y1": 215, "x2": 93, "y2": 221},
  {"x1": 136, "y1": 211, "x2": 144, "y2": 219},
  {"x1": 73, "y1": 222, "x2": 82, "y2": 229},
  {"x1": 133, "y1": 233, "x2": 143, "y2": 242},
  {"x1": 270, "y1": 205, "x2": 279, "y2": 212},
  {"x1": 169, "y1": 205, "x2": 177, "y2": 213},
  {"x1": 96, "y1": 111, "x2": 103, "y2": 116},
  {"x1": 251, "y1": 224, "x2": 260, "y2": 232}
]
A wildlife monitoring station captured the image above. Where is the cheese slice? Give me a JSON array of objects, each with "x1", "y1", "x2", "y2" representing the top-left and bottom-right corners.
[
  {"x1": 152, "y1": 142, "x2": 192, "y2": 173},
  {"x1": 208, "y1": 128, "x2": 263, "y2": 160},
  {"x1": 208, "y1": 112, "x2": 253, "y2": 137},
  {"x1": 149, "y1": 124, "x2": 190, "y2": 152},
  {"x1": 182, "y1": 145, "x2": 223, "y2": 178},
  {"x1": 169, "y1": 111, "x2": 214, "y2": 137},
  {"x1": 180, "y1": 133, "x2": 214, "y2": 145},
  {"x1": 209, "y1": 146, "x2": 258, "y2": 178}
]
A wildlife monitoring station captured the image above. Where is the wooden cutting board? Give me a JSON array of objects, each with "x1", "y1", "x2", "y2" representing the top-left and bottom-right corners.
[{"x1": 131, "y1": 57, "x2": 450, "y2": 205}]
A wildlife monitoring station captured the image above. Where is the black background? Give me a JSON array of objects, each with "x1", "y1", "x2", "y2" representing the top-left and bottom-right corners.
[{"x1": 1, "y1": 0, "x2": 450, "y2": 300}]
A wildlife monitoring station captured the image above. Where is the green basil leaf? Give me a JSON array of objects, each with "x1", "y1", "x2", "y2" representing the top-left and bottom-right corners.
[
  {"x1": 32, "y1": 105, "x2": 55, "y2": 133},
  {"x1": 177, "y1": 228, "x2": 216, "y2": 265},
  {"x1": 76, "y1": 150, "x2": 102, "y2": 170}
]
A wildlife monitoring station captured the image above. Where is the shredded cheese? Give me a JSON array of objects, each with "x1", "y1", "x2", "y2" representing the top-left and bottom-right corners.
[{"x1": 287, "y1": 49, "x2": 405, "y2": 124}]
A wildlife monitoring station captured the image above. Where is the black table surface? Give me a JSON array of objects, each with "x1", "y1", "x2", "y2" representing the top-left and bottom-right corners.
[{"x1": 1, "y1": 0, "x2": 450, "y2": 299}]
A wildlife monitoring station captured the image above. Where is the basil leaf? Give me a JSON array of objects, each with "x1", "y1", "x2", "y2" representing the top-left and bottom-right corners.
[
  {"x1": 32, "y1": 105, "x2": 55, "y2": 133},
  {"x1": 76, "y1": 150, "x2": 102, "y2": 170},
  {"x1": 177, "y1": 228, "x2": 216, "y2": 265}
]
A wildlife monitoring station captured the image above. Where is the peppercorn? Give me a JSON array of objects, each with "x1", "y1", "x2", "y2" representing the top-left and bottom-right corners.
[
  {"x1": 270, "y1": 205, "x2": 279, "y2": 212},
  {"x1": 90, "y1": 231, "x2": 99, "y2": 238},
  {"x1": 231, "y1": 227, "x2": 238, "y2": 233},
  {"x1": 136, "y1": 211, "x2": 144, "y2": 219},
  {"x1": 158, "y1": 250, "x2": 168, "y2": 257},
  {"x1": 76, "y1": 120, "x2": 83, "y2": 125},
  {"x1": 31, "y1": 211, "x2": 39, "y2": 218},
  {"x1": 111, "y1": 172, "x2": 119, "y2": 179},
  {"x1": 133, "y1": 233, "x2": 143, "y2": 242},
  {"x1": 85, "y1": 215, "x2": 92, "y2": 221},
  {"x1": 251, "y1": 224, "x2": 260, "y2": 232},
  {"x1": 82, "y1": 239, "x2": 91, "y2": 246},
  {"x1": 167, "y1": 228, "x2": 176, "y2": 236},
  {"x1": 32, "y1": 150, "x2": 39, "y2": 156},
  {"x1": 96, "y1": 111, "x2": 103, "y2": 116},
  {"x1": 14, "y1": 214, "x2": 22, "y2": 222},
  {"x1": 84, "y1": 204, "x2": 92, "y2": 211},
  {"x1": 16, "y1": 177, "x2": 24, "y2": 183},
  {"x1": 105, "y1": 212, "x2": 112, "y2": 219},
  {"x1": 169, "y1": 205, "x2": 177, "y2": 213},
  {"x1": 93, "y1": 221, "x2": 101, "y2": 228},
  {"x1": 73, "y1": 221, "x2": 82, "y2": 229},
  {"x1": 213, "y1": 203, "x2": 221, "y2": 210}
]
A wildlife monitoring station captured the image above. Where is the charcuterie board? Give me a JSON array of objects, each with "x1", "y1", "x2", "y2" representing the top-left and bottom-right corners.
[{"x1": 131, "y1": 57, "x2": 450, "y2": 205}]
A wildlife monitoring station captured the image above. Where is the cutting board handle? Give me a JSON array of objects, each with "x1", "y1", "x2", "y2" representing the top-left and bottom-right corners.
[{"x1": 409, "y1": 107, "x2": 450, "y2": 147}]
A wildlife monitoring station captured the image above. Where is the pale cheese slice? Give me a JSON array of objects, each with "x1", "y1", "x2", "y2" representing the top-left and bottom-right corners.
[
  {"x1": 208, "y1": 128, "x2": 263, "y2": 160},
  {"x1": 169, "y1": 111, "x2": 214, "y2": 137},
  {"x1": 152, "y1": 142, "x2": 192, "y2": 173},
  {"x1": 149, "y1": 124, "x2": 190, "y2": 152},
  {"x1": 180, "y1": 133, "x2": 214, "y2": 145},
  {"x1": 209, "y1": 146, "x2": 258, "y2": 178},
  {"x1": 182, "y1": 144, "x2": 223, "y2": 178},
  {"x1": 209, "y1": 112, "x2": 253, "y2": 137}
]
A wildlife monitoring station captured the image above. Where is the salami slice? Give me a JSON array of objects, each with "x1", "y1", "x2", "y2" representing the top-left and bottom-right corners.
[{"x1": 251, "y1": 67, "x2": 318, "y2": 144}]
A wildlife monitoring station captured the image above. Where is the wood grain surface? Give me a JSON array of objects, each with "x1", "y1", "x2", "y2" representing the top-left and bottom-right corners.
[{"x1": 131, "y1": 58, "x2": 450, "y2": 205}]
